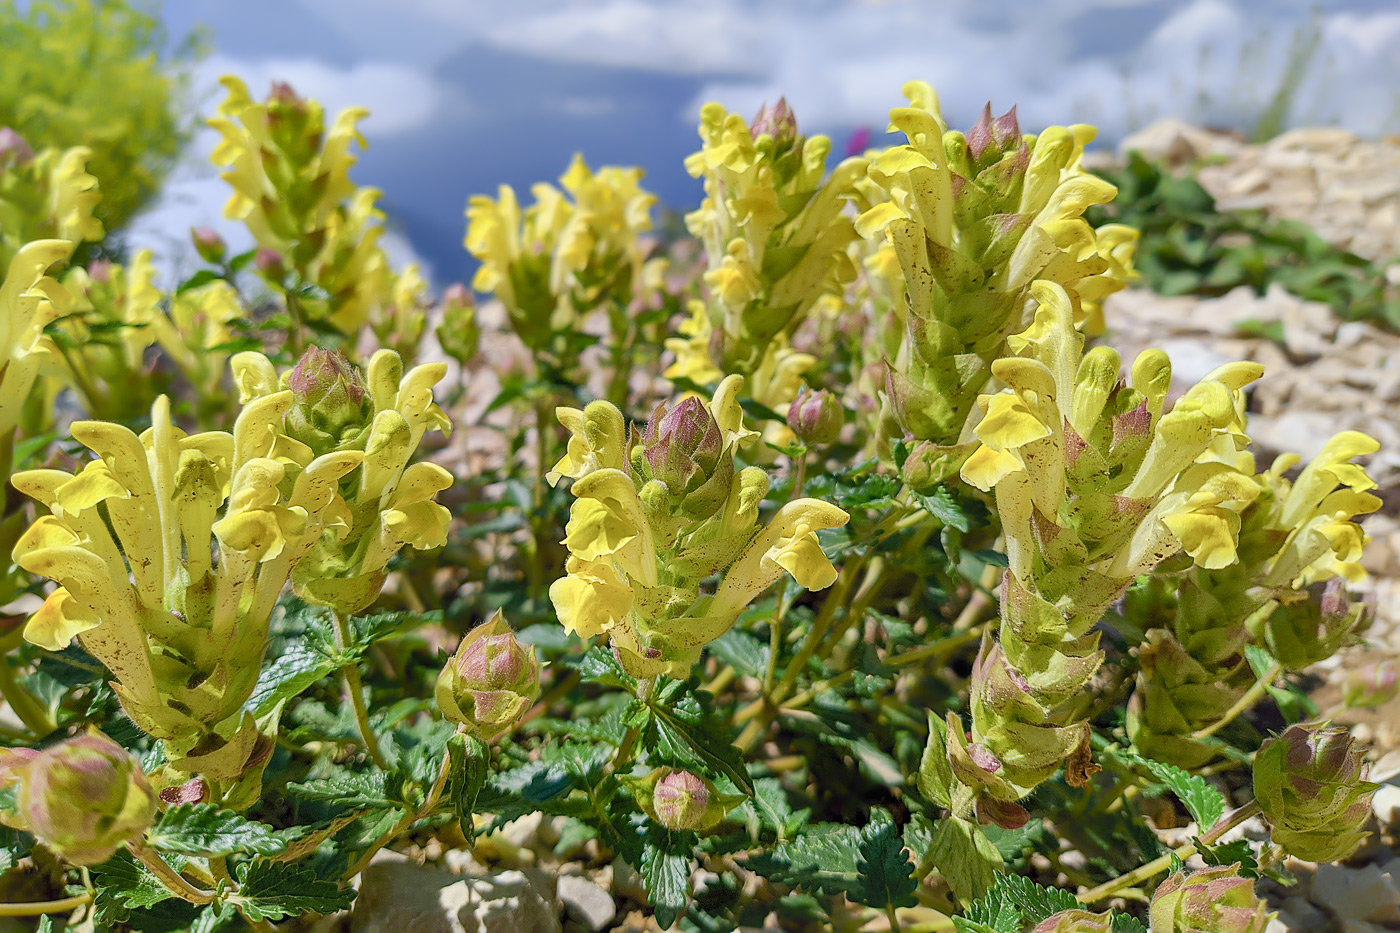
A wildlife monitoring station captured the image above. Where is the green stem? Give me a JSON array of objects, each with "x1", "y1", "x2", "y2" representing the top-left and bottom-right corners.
[
  {"x1": 132, "y1": 845, "x2": 216, "y2": 906},
  {"x1": 0, "y1": 892, "x2": 93, "y2": 917},
  {"x1": 0, "y1": 657, "x2": 54, "y2": 737},
  {"x1": 1194, "y1": 664, "x2": 1281, "y2": 740},
  {"x1": 331, "y1": 611, "x2": 389, "y2": 770},
  {"x1": 1077, "y1": 801, "x2": 1262, "y2": 904},
  {"x1": 342, "y1": 735, "x2": 460, "y2": 882},
  {"x1": 528, "y1": 392, "x2": 552, "y2": 601}
]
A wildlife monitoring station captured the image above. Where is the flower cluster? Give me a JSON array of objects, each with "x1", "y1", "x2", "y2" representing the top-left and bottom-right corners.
[
  {"x1": 466, "y1": 153, "x2": 659, "y2": 359},
  {"x1": 1126, "y1": 431, "x2": 1379, "y2": 767},
  {"x1": 0, "y1": 129, "x2": 102, "y2": 270},
  {"x1": 937, "y1": 282, "x2": 1261, "y2": 802},
  {"x1": 12, "y1": 390, "x2": 364, "y2": 784},
  {"x1": 231, "y1": 347, "x2": 453, "y2": 616},
  {"x1": 0, "y1": 238, "x2": 71, "y2": 439},
  {"x1": 667, "y1": 100, "x2": 865, "y2": 405},
  {"x1": 548, "y1": 376, "x2": 848, "y2": 678},
  {"x1": 209, "y1": 77, "x2": 393, "y2": 334},
  {"x1": 857, "y1": 84, "x2": 1138, "y2": 487}
]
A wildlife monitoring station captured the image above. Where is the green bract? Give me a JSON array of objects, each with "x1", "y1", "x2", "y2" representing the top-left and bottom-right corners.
[{"x1": 1149, "y1": 867, "x2": 1272, "y2": 933}]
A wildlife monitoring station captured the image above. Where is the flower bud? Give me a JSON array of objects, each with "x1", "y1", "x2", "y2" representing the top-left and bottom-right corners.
[
  {"x1": 255, "y1": 247, "x2": 286, "y2": 281},
  {"x1": 654, "y1": 769, "x2": 710, "y2": 830},
  {"x1": 623, "y1": 767, "x2": 742, "y2": 833},
  {"x1": 436, "y1": 283, "x2": 479, "y2": 365},
  {"x1": 639, "y1": 396, "x2": 733, "y2": 519},
  {"x1": 1342, "y1": 659, "x2": 1398, "y2": 709},
  {"x1": 751, "y1": 98, "x2": 798, "y2": 149},
  {"x1": 786, "y1": 386, "x2": 844, "y2": 446},
  {"x1": 435, "y1": 611, "x2": 541, "y2": 739},
  {"x1": 1032, "y1": 909, "x2": 1113, "y2": 933},
  {"x1": 1253, "y1": 722, "x2": 1376, "y2": 862},
  {"x1": 191, "y1": 226, "x2": 227, "y2": 264},
  {"x1": 86, "y1": 259, "x2": 113, "y2": 285},
  {"x1": 0, "y1": 127, "x2": 33, "y2": 167},
  {"x1": 285, "y1": 347, "x2": 374, "y2": 453},
  {"x1": 1149, "y1": 867, "x2": 1271, "y2": 933},
  {"x1": 1259, "y1": 580, "x2": 1373, "y2": 671},
  {"x1": 2, "y1": 732, "x2": 156, "y2": 866}
]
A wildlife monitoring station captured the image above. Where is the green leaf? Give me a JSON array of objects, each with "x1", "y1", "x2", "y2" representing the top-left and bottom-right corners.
[
  {"x1": 288, "y1": 771, "x2": 401, "y2": 810},
  {"x1": 744, "y1": 808, "x2": 917, "y2": 909},
  {"x1": 1112, "y1": 913, "x2": 1150, "y2": 933},
  {"x1": 913, "y1": 486, "x2": 972, "y2": 533},
  {"x1": 147, "y1": 804, "x2": 286, "y2": 857},
  {"x1": 447, "y1": 733, "x2": 490, "y2": 844},
  {"x1": 1197, "y1": 837, "x2": 1258, "y2": 876},
  {"x1": 245, "y1": 644, "x2": 337, "y2": 717},
  {"x1": 959, "y1": 883, "x2": 1021, "y2": 933},
  {"x1": 573, "y1": 646, "x2": 637, "y2": 691},
  {"x1": 1135, "y1": 756, "x2": 1226, "y2": 830},
  {"x1": 979, "y1": 874, "x2": 1078, "y2": 925},
  {"x1": 90, "y1": 850, "x2": 174, "y2": 918},
  {"x1": 639, "y1": 825, "x2": 692, "y2": 928},
  {"x1": 234, "y1": 860, "x2": 354, "y2": 922},
  {"x1": 645, "y1": 681, "x2": 753, "y2": 796}
]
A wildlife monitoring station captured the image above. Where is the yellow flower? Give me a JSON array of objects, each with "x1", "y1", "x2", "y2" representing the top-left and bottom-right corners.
[
  {"x1": 12, "y1": 392, "x2": 363, "y2": 778},
  {"x1": 0, "y1": 239, "x2": 70, "y2": 437}
]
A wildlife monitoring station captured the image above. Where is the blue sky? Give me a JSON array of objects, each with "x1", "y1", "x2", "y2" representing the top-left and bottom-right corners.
[{"x1": 131, "y1": 0, "x2": 1400, "y2": 288}]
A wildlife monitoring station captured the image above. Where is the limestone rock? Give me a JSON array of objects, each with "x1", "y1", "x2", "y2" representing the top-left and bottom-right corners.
[
  {"x1": 558, "y1": 874, "x2": 616, "y2": 931},
  {"x1": 1311, "y1": 862, "x2": 1400, "y2": 925},
  {"x1": 353, "y1": 859, "x2": 561, "y2": 933}
]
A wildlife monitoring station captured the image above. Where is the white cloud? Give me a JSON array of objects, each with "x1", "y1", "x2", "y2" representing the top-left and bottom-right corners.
[{"x1": 200, "y1": 54, "x2": 445, "y2": 136}]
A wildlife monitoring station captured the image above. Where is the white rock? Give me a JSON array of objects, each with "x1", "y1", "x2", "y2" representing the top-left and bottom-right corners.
[
  {"x1": 1373, "y1": 785, "x2": 1400, "y2": 829},
  {"x1": 557, "y1": 875, "x2": 616, "y2": 932},
  {"x1": 1311, "y1": 862, "x2": 1400, "y2": 925},
  {"x1": 352, "y1": 861, "x2": 561, "y2": 933}
]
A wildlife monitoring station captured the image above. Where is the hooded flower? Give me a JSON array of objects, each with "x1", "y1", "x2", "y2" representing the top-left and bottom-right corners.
[
  {"x1": 855, "y1": 83, "x2": 1137, "y2": 485},
  {"x1": 11, "y1": 387, "x2": 364, "y2": 781},
  {"x1": 549, "y1": 376, "x2": 847, "y2": 678},
  {"x1": 0, "y1": 239, "x2": 71, "y2": 437},
  {"x1": 232, "y1": 348, "x2": 454, "y2": 616},
  {"x1": 953, "y1": 282, "x2": 1260, "y2": 795}
]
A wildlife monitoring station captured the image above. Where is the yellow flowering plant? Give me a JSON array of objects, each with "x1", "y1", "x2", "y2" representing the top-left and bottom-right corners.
[{"x1": 0, "y1": 72, "x2": 1386, "y2": 933}]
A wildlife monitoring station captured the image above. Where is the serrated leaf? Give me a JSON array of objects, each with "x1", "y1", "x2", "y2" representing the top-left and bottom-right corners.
[
  {"x1": 960, "y1": 882, "x2": 1020, "y2": 933},
  {"x1": 245, "y1": 643, "x2": 337, "y2": 718},
  {"x1": 645, "y1": 682, "x2": 752, "y2": 796},
  {"x1": 980, "y1": 874, "x2": 1078, "y2": 925},
  {"x1": 913, "y1": 486, "x2": 972, "y2": 533},
  {"x1": 147, "y1": 804, "x2": 286, "y2": 857},
  {"x1": 234, "y1": 860, "x2": 354, "y2": 921},
  {"x1": 639, "y1": 826, "x2": 692, "y2": 928},
  {"x1": 447, "y1": 733, "x2": 490, "y2": 844},
  {"x1": 1197, "y1": 837, "x2": 1258, "y2": 876},
  {"x1": 288, "y1": 771, "x2": 401, "y2": 809},
  {"x1": 1112, "y1": 912, "x2": 1149, "y2": 933},
  {"x1": 744, "y1": 808, "x2": 916, "y2": 909},
  {"x1": 90, "y1": 850, "x2": 174, "y2": 916},
  {"x1": 573, "y1": 646, "x2": 637, "y2": 691},
  {"x1": 1135, "y1": 756, "x2": 1226, "y2": 830}
]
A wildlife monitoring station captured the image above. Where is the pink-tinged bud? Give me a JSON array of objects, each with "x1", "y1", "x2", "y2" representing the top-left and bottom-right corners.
[
  {"x1": 285, "y1": 347, "x2": 373, "y2": 454},
  {"x1": 1343, "y1": 658, "x2": 1399, "y2": 709},
  {"x1": 268, "y1": 81, "x2": 302, "y2": 107},
  {"x1": 0, "y1": 127, "x2": 33, "y2": 167},
  {"x1": 786, "y1": 386, "x2": 844, "y2": 446},
  {"x1": 966, "y1": 103, "x2": 1022, "y2": 165},
  {"x1": 5, "y1": 732, "x2": 156, "y2": 866},
  {"x1": 640, "y1": 396, "x2": 732, "y2": 519},
  {"x1": 1253, "y1": 722, "x2": 1376, "y2": 862},
  {"x1": 191, "y1": 226, "x2": 227, "y2": 264},
  {"x1": 86, "y1": 259, "x2": 113, "y2": 285},
  {"x1": 653, "y1": 770, "x2": 711, "y2": 830},
  {"x1": 254, "y1": 248, "x2": 286, "y2": 281},
  {"x1": 435, "y1": 611, "x2": 540, "y2": 739},
  {"x1": 1149, "y1": 867, "x2": 1271, "y2": 933},
  {"x1": 751, "y1": 98, "x2": 798, "y2": 148},
  {"x1": 1032, "y1": 909, "x2": 1113, "y2": 933}
]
